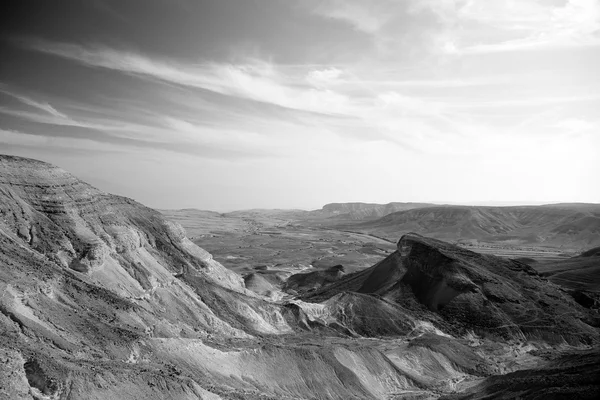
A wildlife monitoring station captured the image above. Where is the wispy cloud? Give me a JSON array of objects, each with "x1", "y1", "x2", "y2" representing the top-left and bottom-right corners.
[
  {"x1": 308, "y1": 0, "x2": 398, "y2": 34},
  {"x1": 0, "y1": 87, "x2": 68, "y2": 118},
  {"x1": 18, "y1": 38, "x2": 356, "y2": 116},
  {"x1": 16, "y1": 38, "x2": 471, "y2": 147},
  {"x1": 0, "y1": 84, "x2": 273, "y2": 158},
  {"x1": 0, "y1": 87, "x2": 142, "y2": 133},
  {"x1": 309, "y1": 0, "x2": 600, "y2": 56},
  {"x1": 455, "y1": 33, "x2": 600, "y2": 55},
  {"x1": 11, "y1": 34, "x2": 599, "y2": 166},
  {"x1": 0, "y1": 127, "x2": 115, "y2": 151},
  {"x1": 443, "y1": 0, "x2": 600, "y2": 54},
  {"x1": 446, "y1": 94, "x2": 600, "y2": 109}
]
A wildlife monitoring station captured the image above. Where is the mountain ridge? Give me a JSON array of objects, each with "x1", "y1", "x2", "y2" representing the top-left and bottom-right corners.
[{"x1": 343, "y1": 204, "x2": 600, "y2": 250}]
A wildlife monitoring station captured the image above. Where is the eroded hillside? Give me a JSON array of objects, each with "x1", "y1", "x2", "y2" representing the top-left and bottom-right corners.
[{"x1": 1, "y1": 155, "x2": 599, "y2": 400}]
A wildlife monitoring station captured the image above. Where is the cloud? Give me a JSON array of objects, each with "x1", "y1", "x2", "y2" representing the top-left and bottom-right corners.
[
  {"x1": 0, "y1": 87, "x2": 143, "y2": 133},
  {"x1": 0, "y1": 127, "x2": 119, "y2": 152},
  {"x1": 0, "y1": 88, "x2": 68, "y2": 119},
  {"x1": 355, "y1": 77, "x2": 510, "y2": 88},
  {"x1": 457, "y1": 34, "x2": 600, "y2": 54},
  {"x1": 13, "y1": 37, "x2": 598, "y2": 165},
  {"x1": 311, "y1": 0, "x2": 600, "y2": 56},
  {"x1": 445, "y1": 0, "x2": 600, "y2": 54},
  {"x1": 16, "y1": 33, "x2": 596, "y2": 165},
  {"x1": 551, "y1": 118, "x2": 596, "y2": 135},
  {"x1": 309, "y1": 0, "x2": 397, "y2": 33},
  {"x1": 307, "y1": 0, "x2": 453, "y2": 57},
  {"x1": 376, "y1": 91, "x2": 446, "y2": 116},
  {"x1": 18, "y1": 38, "x2": 466, "y2": 138},
  {"x1": 0, "y1": 106, "x2": 135, "y2": 131},
  {"x1": 0, "y1": 85, "x2": 274, "y2": 159},
  {"x1": 447, "y1": 94, "x2": 600, "y2": 109},
  {"x1": 19, "y1": 38, "x2": 356, "y2": 116},
  {"x1": 306, "y1": 68, "x2": 344, "y2": 88}
]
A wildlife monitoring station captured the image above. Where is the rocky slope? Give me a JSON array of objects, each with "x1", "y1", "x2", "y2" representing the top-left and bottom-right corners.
[
  {"x1": 0, "y1": 155, "x2": 303, "y2": 398},
  {"x1": 528, "y1": 247, "x2": 600, "y2": 311},
  {"x1": 1, "y1": 155, "x2": 599, "y2": 400},
  {"x1": 533, "y1": 250, "x2": 600, "y2": 293},
  {"x1": 303, "y1": 233, "x2": 599, "y2": 345}
]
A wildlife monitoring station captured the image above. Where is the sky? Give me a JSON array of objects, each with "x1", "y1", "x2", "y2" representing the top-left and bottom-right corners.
[{"x1": 0, "y1": 0, "x2": 599, "y2": 211}]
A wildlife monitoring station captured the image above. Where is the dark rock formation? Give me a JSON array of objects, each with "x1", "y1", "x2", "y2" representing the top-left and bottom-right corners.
[{"x1": 305, "y1": 233, "x2": 598, "y2": 344}]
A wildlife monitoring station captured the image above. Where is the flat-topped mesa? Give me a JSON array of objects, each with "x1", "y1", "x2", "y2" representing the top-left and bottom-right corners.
[{"x1": 397, "y1": 233, "x2": 478, "y2": 311}]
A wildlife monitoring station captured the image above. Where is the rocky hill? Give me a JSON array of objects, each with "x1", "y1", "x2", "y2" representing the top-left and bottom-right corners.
[{"x1": 303, "y1": 233, "x2": 599, "y2": 344}]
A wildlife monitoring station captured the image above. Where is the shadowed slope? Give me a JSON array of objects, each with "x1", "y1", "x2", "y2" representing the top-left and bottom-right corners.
[
  {"x1": 304, "y1": 233, "x2": 599, "y2": 344},
  {"x1": 284, "y1": 264, "x2": 345, "y2": 293},
  {"x1": 530, "y1": 246, "x2": 600, "y2": 312},
  {"x1": 441, "y1": 351, "x2": 600, "y2": 400},
  {"x1": 580, "y1": 246, "x2": 600, "y2": 258}
]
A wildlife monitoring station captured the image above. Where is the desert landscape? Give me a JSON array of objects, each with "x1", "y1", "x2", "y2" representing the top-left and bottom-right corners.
[
  {"x1": 161, "y1": 202, "x2": 600, "y2": 297},
  {"x1": 0, "y1": 154, "x2": 599, "y2": 400},
  {"x1": 2, "y1": 1, "x2": 600, "y2": 399}
]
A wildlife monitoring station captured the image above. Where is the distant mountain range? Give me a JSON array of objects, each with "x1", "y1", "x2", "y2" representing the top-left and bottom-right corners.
[
  {"x1": 317, "y1": 202, "x2": 437, "y2": 220},
  {"x1": 342, "y1": 204, "x2": 600, "y2": 250}
]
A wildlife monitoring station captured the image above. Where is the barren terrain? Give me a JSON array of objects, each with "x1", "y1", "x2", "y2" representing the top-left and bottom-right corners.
[{"x1": 1, "y1": 155, "x2": 599, "y2": 400}]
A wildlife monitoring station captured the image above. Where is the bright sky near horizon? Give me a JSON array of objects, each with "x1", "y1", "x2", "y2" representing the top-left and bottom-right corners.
[{"x1": 0, "y1": 0, "x2": 599, "y2": 211}]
